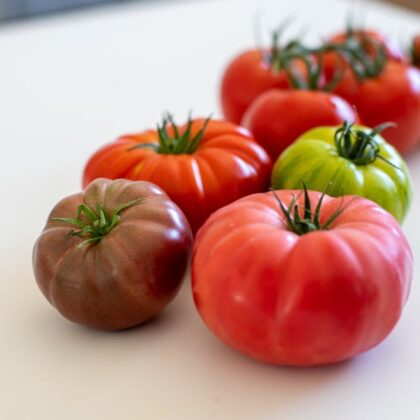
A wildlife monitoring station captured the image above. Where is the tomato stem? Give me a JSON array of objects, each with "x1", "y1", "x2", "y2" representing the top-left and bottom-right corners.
[
  {"x1": 272, "y1": 184, "x2": 347, "y2": 235},
  {"x1": 334, "y1": 121, "x2": 399, "y2": 168},
  {"x1": 268, "y1": 34, "x2": 387, "y2": 90},
  {"x1": 129, "y1": 113, "x2": 212, "y2": 155},
  {"x1": 51, "y1": 198, "x2": 144, "y2": 247}
]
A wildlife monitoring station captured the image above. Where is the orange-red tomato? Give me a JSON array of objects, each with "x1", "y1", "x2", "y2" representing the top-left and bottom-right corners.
[
  {"x1": 192, "y1": 190, "x2": 413, "y2": 366},
  {"x1": 83, "y1": 118, "x2": 271, "y2": 233},
  {"x1": 242, "y1": 89, "x2": 358, "y2": 161}
]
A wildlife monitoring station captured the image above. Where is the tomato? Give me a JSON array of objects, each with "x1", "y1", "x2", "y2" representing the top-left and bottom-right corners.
[
  {"x1": 323, "y1": 39, "x2": 420, "y2": 155},
  {"x1": 241, "y1": 89, "x2": 357, "y2": 161},
  {"x1": 271, "y1": 123, "x2": 412, "y2": 223},
  {"x1": 412, "y1": 35, "x2": 420, "y2": 67},
  {"x1": 329, "y1": 29, "x2": 405, "y2": 62},
  {"x1": 192, "y1": 189, "x2": 412, "y2": 366},
  {"x1": 33, "y1": 178, "x2": 193, "y2": 330},
  {"x1": 220, "y1": 49, "x2": 294, "y2": 124},
  {"x1": 83, "y1": 117, "x2": 271, "y2": 233}
]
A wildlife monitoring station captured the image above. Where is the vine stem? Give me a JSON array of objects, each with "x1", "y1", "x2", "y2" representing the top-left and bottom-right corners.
[{"x1": 271, "y1": 183, "x2": 350, "y2": 235}]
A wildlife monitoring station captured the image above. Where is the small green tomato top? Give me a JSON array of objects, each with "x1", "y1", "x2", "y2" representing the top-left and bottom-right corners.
[{"x1": 271, "y1": 122, "x2": 412, "y2": 223}]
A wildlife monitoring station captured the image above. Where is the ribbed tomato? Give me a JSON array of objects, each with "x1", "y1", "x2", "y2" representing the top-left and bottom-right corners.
[
  {"x1": 83, "y1": 117, "x2": 271, "y2": 233},
  {"x1": 33, "y1": 178, "x2": 193, "y2": 330},
  {"x1": 192, "y1": 189, "x2": 412, "y2": 366}
]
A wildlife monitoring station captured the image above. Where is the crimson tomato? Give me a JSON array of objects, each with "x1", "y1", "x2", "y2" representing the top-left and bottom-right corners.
[
  {"x1": 33, "y1": 178, "x2": 193, "y2": 330},
  {"x1": 327, "y1": 61, "x2": 420, "y2": 154},
  {"x1": 321, "y1": 30, "x2": 420, "y2": 154},
  {"x1": 192, "y1": 189, "x2": 412, "y2": 366},
  {"x1": 241, "y1": 89, "x2": 357, "y2": 161},
  {"x1": 220, "y1": 49, "x2": 294, "y2": 124},
  {"x1": 83, "y1": 117, "x2": 271, "y2": 233}
]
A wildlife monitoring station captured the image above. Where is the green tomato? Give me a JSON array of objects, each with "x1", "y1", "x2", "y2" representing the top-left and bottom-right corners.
[{"x1": 271, "y1": 124, "x2": 412, "y2": 223}]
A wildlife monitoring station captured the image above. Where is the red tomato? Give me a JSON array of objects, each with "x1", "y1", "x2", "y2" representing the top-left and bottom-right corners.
[
  {"x1": 241, "y1": 89, "x2": 357, "y2": 160},
  {"x1": 329, "y1": 29, "x2": 405, "y2": 62},
  {"x1": 220, "y1": 49, "x2": 309, "y2": 124},
  {"x1": 192, "y1": 190, "x2": 412, "y2": 366},
  {"x1": 220, "y1": 50, "x2": 290, "y2": 124},
  {"x1": 83, "y1": 118, "x2": 271, "y2": 233},
  {"x1": 321, "y1": 30, "x2": 420, "y2": 153},
  {"x1": 328, "y1": 61, "x2": 420, "y2": 154}
]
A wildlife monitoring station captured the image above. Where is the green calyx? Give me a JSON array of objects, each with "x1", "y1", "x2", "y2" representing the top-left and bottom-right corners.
[
  {"x1": 326, "y1": 34, "x2": 387, "y2": 80},
  {"x1": 129, "y1": 113, "x2": 211, "y2": 155},
  {"x1": 266, "y1": 26, "x2": 387, "y2": 90},
  {"x1": 272, "y1": 184, "x2": 345, "y2": 236},
  {"x1": 334, "y1": 121, "x2": 399, "y2": 167},
  {"x1": 51, "y1": 198, "x2": 143, "y2": 247}
]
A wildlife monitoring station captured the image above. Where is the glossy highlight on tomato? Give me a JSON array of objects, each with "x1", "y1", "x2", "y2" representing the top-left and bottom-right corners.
[{"x1": 192, "y1": 190, "x2": 413, "y2": 366}]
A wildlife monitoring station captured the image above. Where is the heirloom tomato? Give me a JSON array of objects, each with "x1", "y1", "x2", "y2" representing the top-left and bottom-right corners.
[
  {"x1": 192, "y1": 189, "x2": 412, "y2": 366},
  {"x1": 322, "y1": 32, "x2": 420, "y2": 154},
  {"x1": 271, "y1": 122, "x2": 412, "y2": 223},
  {"x1": 83, "y1": 116, "x2": 271, "y2": 233},
  {"x1": 242, "y1": 89, "x2": 357, "y2": 161},
  {"x1": 33, "y1": 178, "x2": 193, "y2": 330}
]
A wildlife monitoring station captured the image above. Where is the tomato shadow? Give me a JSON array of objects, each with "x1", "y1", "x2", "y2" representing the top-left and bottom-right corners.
[{"x1": 184, "y1": 321, "x2": 391, "y2": 420}]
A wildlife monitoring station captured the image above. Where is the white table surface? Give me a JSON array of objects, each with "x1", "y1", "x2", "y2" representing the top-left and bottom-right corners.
[{"x1": 1, "y1": 0, "x2": 420, "y2": 419}]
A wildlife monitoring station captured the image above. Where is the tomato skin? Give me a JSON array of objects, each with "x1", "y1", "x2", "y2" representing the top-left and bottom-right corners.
[
  {"x1": 220, "y1": 49, "x2": 294, "y2": 124},
  {"x1": 83, "y1": 119, "x2": 271, "y2": 233},
  {"x1": 324, "y1": 57, "x2": 420, "y2": 154},
  {"x1": 33, "y1": 178, "x2": 193, "y2": 331},
  {"x1": 271, "y1": 125, "x2": 412, "y2": 223},
  {"x1": 242, "y1": 89, "x2": 358, "y2": 161},
  {"x1": 192, "y1": 191, "x2": 412, "y2": 366}
]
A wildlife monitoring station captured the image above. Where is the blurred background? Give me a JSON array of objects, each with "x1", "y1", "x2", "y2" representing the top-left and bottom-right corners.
[{"x1": 0, "y1": 0, "x2": 418, "y2": 22}]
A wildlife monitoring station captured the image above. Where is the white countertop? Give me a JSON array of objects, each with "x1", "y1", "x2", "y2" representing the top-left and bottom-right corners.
[{"x1": 1, "y1": 0, "x2": 420, "y2": 419}]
